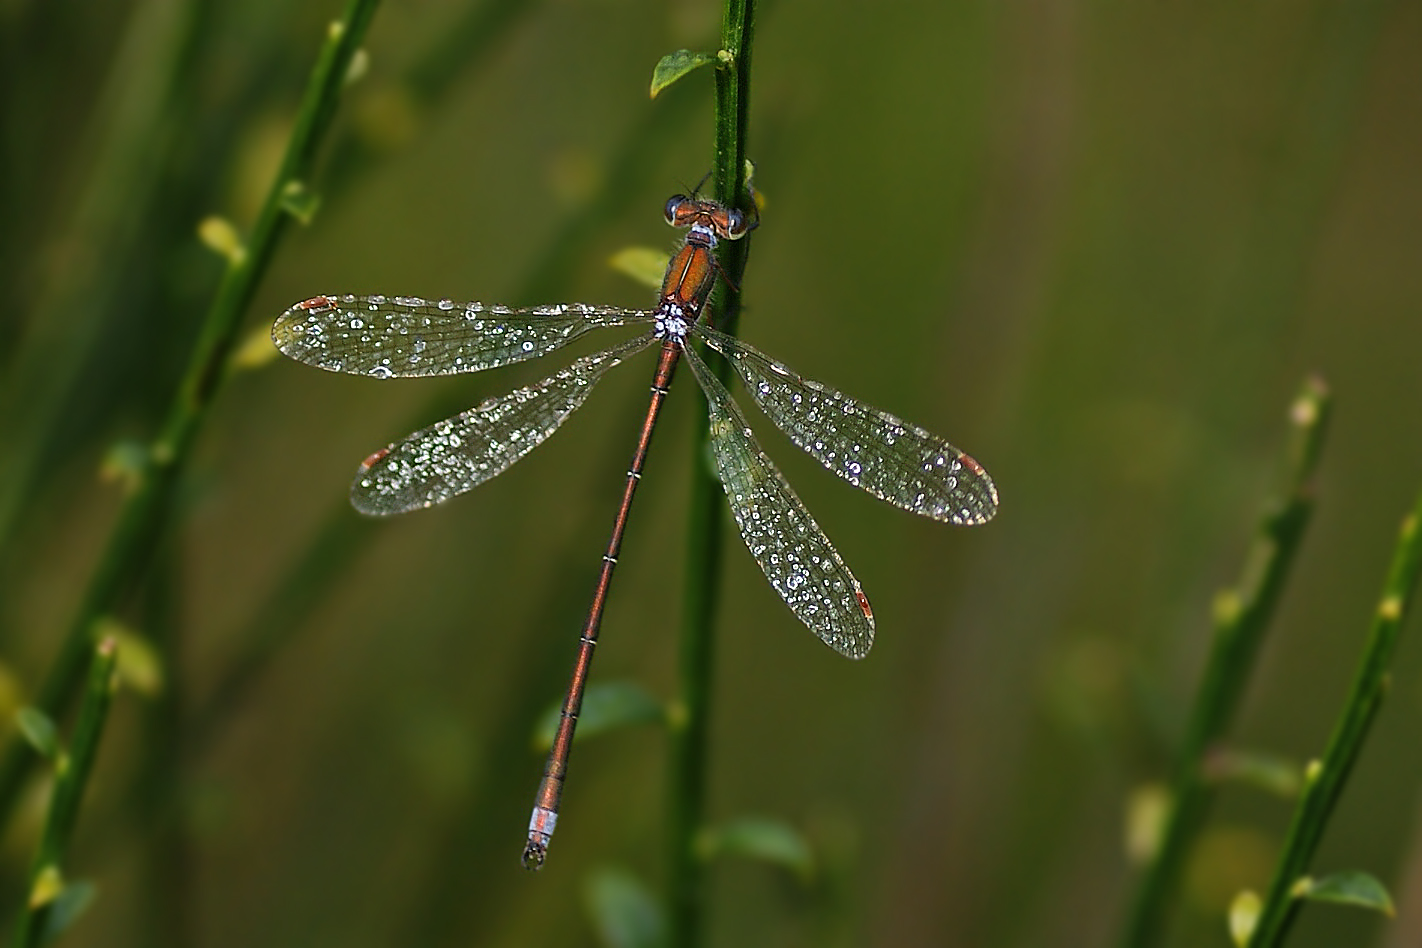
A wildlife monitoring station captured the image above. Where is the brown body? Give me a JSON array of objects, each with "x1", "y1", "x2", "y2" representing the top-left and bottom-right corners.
[
  {"x1": 661, "y1": 242, "x2": 718, "y2": 312},
  {"x1": 523, "y1": 196, "x2": 753, "y2": 869}
]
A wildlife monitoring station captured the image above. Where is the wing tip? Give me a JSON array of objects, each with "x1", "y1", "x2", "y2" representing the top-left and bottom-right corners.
[
  {"x1": 272, "y1": 296, "x2": 338, "y2": 359},
  {"x1": 955, "y1": 450, "x2": 1000, "y2": 524}
]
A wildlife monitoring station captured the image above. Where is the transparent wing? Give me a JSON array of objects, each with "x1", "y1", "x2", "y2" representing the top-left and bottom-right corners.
[
  {"x1": 683, "y1": 344, "x2": 873, "y2": 659},
  {"x1": 273, "y1": 294, "x2": 652, "y2": 379},
  {"x1": 352, "y1": 335, "x2": 654, "y2": 515},
  {"x1": 696, "y1": 326, "x2": 999, "y2": 525}
]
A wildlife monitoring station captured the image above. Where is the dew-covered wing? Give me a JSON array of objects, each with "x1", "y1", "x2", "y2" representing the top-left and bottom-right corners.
[
  {"x1": 696, "y1": 326, "x2": 998, "y2": 525},
  {"x1": 273, "y1": 294, "x2": 650, "y2": 379},
  {"x1": 352, "y1": 336, "x2": 654, "y2": 515},
  {"x1": 683, "y1": 345, "x2": 874, "y2": 659}
]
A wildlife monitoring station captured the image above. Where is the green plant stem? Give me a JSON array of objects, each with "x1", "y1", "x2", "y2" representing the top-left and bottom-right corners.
[
  {"x1": 667, "y1": 2, "x2": 756, "y2": 945},
  {"x1": 133, "y1": 542, "x2": 190, "y2": 948},
  {"x1": 0, "y1": 0, "x2": 382, "y2": 836},
  {"x1": 1246, "y1": 485, "x2": 1422, "y2": 946},
  {"x1": 1119, "y1": 376, "x2": 1331, "y2": 948},
  {"x1": 12, "y1": 638, "x2": 119, "y2": 948},
  {"x1": 0, "y1": 0, "x2": 201, "y2": 558}
]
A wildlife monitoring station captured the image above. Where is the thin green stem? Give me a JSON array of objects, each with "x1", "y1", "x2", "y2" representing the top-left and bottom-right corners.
[
  {"x1": 132, "y1": 541, "x2": 191, "y2": 948},
  {"x1": 0, "y1": 0, "x2": 201, "y2": 557},
  {"x1": 667, "y1": 2, "x2": 756, "y2": 945},
  {"x1": 0, "y1": 0, "x2": 382, "y2": 836},
  {"x1": 1118, "y1": 376, "x2": 1331, "y2": 948},
  {"x1": 1246, "y1": 485, "x2": 1422, "y2": 946},
  {"x1": 12, "y1": 638, "x2": 119, "y2": 948}
]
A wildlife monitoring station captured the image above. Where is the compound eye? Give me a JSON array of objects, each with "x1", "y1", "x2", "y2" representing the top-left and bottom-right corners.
[{"x1": 664, "y1": 194, "x2": 688, "y2": 225}]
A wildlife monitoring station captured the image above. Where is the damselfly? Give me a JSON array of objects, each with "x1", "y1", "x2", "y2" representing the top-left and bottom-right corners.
[{"x1": 271, "y1": 193, "x2": 998, "y2": 869}]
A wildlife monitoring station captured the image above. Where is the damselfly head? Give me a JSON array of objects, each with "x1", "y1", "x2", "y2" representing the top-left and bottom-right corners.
[{"x1": 664, "y1": 194, "x2": 755, "y2": 243}]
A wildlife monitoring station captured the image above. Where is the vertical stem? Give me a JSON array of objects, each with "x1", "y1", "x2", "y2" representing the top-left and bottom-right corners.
[
  {"x1": 0, "y1": 0, "x2": 382, "y2": 837},
  {"x1": 1246, "y1": 485, "x2": 1422, "y2": 946},
  {"x1": 1118, "y1": 378, "x2": 1330, "y2": 947},
  {"x1": 135, "y1": 543, "x2": 191, "y2": 948},
  {"x1": 667, "y1": 1, "x2": 755, "y2": 944},
  {"x1": 12, "y1": 639, "x2": 119, "y2": 948},
  {"x1": 0, "y1": 0, "x2": 201, "y2": 557}
]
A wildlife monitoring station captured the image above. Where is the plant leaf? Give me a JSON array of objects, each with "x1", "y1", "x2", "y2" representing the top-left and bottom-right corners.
[
  {"x1": 95, "y1": 622, "x2": 163, "y2": 698},
  {"x1": 609, "y1": 246, "x2": 670, "y2": 290},
  {"x1": 99, "y1": 441, "x2": 150, "y2": 494},
  {"x1": 279, "y1": 180, "x2": 321, "y2": 225},
  {"x1": 16, "y1": 708, "x2": 61, "y2": 761},
  {"x1": 1124, "y1": 783, "x2": 1170, "y2": 864},
  {"x1": 649, "y1": 49, "x2": 715, "y2": 98},
  {"x1": 1204, "y1": 748, "x2": 1302, "y2": 798},
  {"x1": 196, "y1": 215, "x2": 245, "y2": 263},
  {"x1": 1296, "y1": 870, "x2": 1395, "y2": 916},
  {"x1": 583, "y1": 866, "x2": 665, "y2": 948},
  {"x1": 230, "y1": 322, "x2": 286, "y2": 371},
  {"x1": 702, "y1": 816, "x2": 814, "y2": 881},
  {"x1": 40, "y1": 880, "x2": 98, "y2": 945},
  {"x1": 532, "y1": 681, "x2": 666, "y2": 750},
  {"x1": 1228, "y1": 889, "x2": 1261, "y2": 947}
]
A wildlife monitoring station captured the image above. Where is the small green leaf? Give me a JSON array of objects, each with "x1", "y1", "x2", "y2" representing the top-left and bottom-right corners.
[
  {"x1": 609, "y1": 246, "x2": 670, "y2": 290},
  {"x1": 196, "y1": 215, "x2": 245, "y2": 263},
  {"x1": 1297, "y1": 870, "x2": 1395, "y2": 916},
  {"x1": 230, "y1": 322, "x2": 286, "y2": 372},
  {"x1": 95, "y1": 622, "x2": 162, "y2": 698},
  {"x1": 649, "y1": 49, "x2": 715, "y2": 98},
  {"x1": 29, "y1": 865, "x2": 64, "y2": 909},
  {"x1": 99, "y1": 440, "x2": 150, "y2": 493},
  {"x1": 1228, "y1": 889, "x2": 1261, "y2": 946},
  {"x1": 583, "y1": 866, "x2": 665, "y2": 948},
  {"x1": 1204, "y1": 748, "x2": 1302, "y2": 798},
  {"x1": 532, "y1": 681, "x2": 666, "y2": 750},
  {"x1": 345, "y1": 48, "x2": 370, "y2": 86},
  {"x1": 1124, "y1": 783, "x2": 1170, "y2": 864},
  {"x1": 1212, "y1": 588, "x2": 1242, "y2": 625},
  {"x1": 702, "y1": 816, "x2": 814, "y2": 882},
  {"x1": 16, "y1": 708, "x2": 61, "y2": 761},
  {"x1": 279, "y1": 180, "x2": 322, "y2": 225},
  {"x1": 40, "y1": 880, "x2": 98, "y2": 944}
]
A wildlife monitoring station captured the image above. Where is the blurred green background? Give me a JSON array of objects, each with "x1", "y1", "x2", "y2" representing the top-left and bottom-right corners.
[{"x1": 3, "y1": 0, "x2": 1421, "y2": 945}]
